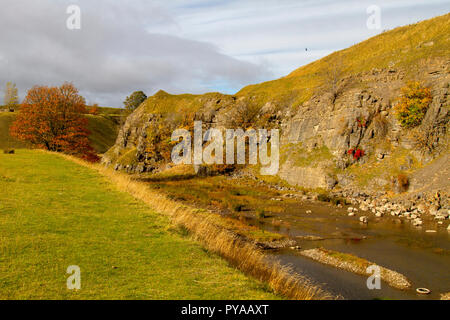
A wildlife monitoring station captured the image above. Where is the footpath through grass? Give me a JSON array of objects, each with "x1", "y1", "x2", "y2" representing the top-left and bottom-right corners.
[{"x1": 0, "y1": 150, "x2": 277, "y2": 299}]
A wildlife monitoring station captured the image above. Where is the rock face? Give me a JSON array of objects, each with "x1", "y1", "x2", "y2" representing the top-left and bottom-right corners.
[
  {"x1": 103, "y1": 16, "x2": 450, "y2": 195},
  {"x1": 278, "y1": 61, "x2": 449, "y2": 191},
  {"x1": 102, "y1": 92, "x2": 241, "y2": 173},
  {"x1": 278, "y1": 165, "x2": 330, "y2": 189},
  {"x1": 103, "y1": 61, "x2": 449, "y2": 193},
  {"x1": 102, "y1": 104, "x2": 149, "y2": 172}
]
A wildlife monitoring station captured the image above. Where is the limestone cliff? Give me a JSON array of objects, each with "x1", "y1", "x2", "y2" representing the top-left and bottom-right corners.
[{"x1": 103, "y1": 14, "x2": 450, "y2": 196}]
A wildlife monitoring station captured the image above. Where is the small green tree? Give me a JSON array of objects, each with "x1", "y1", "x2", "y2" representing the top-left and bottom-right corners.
[
  {"x1": 4, "y1": 82, "x2": 19, "y2": 111},
  {"x1": 395, "y1": 81, "x2": 432, "y2": 128},
  {"x1": 123, "y1": 91, "x2": 147, "y2": 113}
]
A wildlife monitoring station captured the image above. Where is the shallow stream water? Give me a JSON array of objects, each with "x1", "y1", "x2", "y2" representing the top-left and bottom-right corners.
[{"x1": 258, "y1": 200, "x2": 450, "y2": 300}]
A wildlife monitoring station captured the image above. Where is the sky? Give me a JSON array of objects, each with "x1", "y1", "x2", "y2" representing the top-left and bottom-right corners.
[{"x1": 0, "y1": 0, "x2": 449, "y2": 107}]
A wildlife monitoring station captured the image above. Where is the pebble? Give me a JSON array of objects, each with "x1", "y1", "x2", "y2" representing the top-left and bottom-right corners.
[
  {"x1": 359, "y1": 216, "x2": 368, "y2": 224},
  {"x1": 417, "y1": 203, "x2": 426, "y2": 213},
  {"x1": 436, "y1": 210, "x2": 449, "y2": 219}
]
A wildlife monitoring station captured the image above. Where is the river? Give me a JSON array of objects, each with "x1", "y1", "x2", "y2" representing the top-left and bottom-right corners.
[{"x1": 257, "y1": 200, "x2": 450, "y2": 299}]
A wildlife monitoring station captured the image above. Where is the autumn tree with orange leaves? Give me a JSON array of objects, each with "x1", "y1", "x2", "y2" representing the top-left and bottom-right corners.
[{"x1": 10, "y1": 83, "x2": 99, "y2": 162}]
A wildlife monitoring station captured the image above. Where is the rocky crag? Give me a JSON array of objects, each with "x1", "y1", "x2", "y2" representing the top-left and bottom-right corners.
[{"x1": 103, "y1": 14, "x2": 449, "y2": 213}]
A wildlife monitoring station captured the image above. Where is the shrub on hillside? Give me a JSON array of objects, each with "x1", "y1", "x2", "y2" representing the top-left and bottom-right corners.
[
  {"x1": 395, "y1": 82, "x2": 432, "y2": 128},
  {"x1": 10, "y1": 83, "x2": 99, "y2": 162},
  {"x1": 347, "y1": 148, "x2": 365, "y2": 160},
  {"x1": 123, "y1": 91, "x2": 147, "y2": 113},
  {"x1": 393, "y1": 174, "x2": 409, "y2": 193},
  {"x1": 356, "y1": 117, "x2": 368, "y2": 128},
  {"x1": 88, "y1": 104, "x2": 99, "y2": 115}
]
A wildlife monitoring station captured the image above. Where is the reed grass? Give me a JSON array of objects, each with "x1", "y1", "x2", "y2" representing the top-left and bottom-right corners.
[{"x1": 56, "y1": 151, "x2": 332, "y2": 300}]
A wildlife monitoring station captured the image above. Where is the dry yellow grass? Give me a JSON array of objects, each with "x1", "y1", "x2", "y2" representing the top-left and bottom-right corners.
[{"x1": 54, "y1": 151, "x2": 332, "y2": 300}]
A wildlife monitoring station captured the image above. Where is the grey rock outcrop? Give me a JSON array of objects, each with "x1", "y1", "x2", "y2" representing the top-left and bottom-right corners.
[{"x1": 103, "y1": 60, "x2": 449, "y2": 194}]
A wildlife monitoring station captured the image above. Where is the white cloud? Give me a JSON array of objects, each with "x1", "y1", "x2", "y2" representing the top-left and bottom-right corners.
[
  {"x1": 0, "y1": 0, "x2": 270, "y2": 106},
  {"x1": 0, "y1": 0, "x2": 448, "y2": 106},
  {"x1": 160, "y1": 0, "x2": 449, "y2": 75}
]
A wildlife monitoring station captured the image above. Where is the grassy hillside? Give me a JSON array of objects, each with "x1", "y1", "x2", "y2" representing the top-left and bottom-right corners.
[
  {"x1": 142, "y1": 90, "x2": 230, "y2": 115},
  {"x1": 96, "y1": 106, "x2": 125, "y2": 125},
  {"x1": 0, "y1": 112, "x2": 119, "y2": 154},
  {"x1": 287, "y1": 13, "x2": 449, "y2": 77},
  {"x1": 132, "y1": 14, "x2": 449, "y2": 118},
  {"x1": 0, "y1": 150, "x2": 277, "y2": 299},
  {"x1": 0, "y1": 113, "x2": 30, "y2": 149},
  {"x1": 237, "y1": 13, "x2": 450, "y2": 108},
  {"x1": 86, "y1": 115, "x2": 120, "y2": 153}
]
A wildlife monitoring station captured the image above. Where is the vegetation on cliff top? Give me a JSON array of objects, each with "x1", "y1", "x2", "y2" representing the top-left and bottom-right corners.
[
  {"x1": 106, "y1": 13, "x2": 449, "y2": 194},
  {"x1": 237, "y1": 13, "x2": 449, "y2": 109},
  {"x1": 131, "y1": 13, "x2": 449, "y2": 134}
]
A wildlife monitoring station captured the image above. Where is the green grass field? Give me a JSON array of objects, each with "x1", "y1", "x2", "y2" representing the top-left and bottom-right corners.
[{"x1": 0, "y1": 150, "x2": 277, "y2": 299}]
